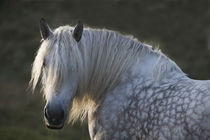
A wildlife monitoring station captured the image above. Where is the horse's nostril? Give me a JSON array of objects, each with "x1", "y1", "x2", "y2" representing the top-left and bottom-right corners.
[
  {"x1": 44, "y1": 106, "x2": 65, "y2": 122},
  {"x1": 61, "y1": 109, "x2": 64, "y2": 119},
  {"x1": 44, "y1": 107, "x2": 50, "y2": 119}
]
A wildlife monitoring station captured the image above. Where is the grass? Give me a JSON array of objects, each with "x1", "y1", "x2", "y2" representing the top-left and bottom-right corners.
[
  {"x1": 0, "y1": 81, "x2": 90, "y2": 140},
  {"x1": 0, "y1": 126, "x2": 88, "y2": 140}
]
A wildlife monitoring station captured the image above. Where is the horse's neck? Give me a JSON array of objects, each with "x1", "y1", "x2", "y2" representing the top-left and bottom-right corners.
[
  {"x1": 79, "y1": 29, "x2": 185, "y2": 97},
  {"x1": 133, "y1": 54, "x2": 157, "y2": 77},
  {"x1": 128, "y1": 51, "x2": 185, "y2": 84}
]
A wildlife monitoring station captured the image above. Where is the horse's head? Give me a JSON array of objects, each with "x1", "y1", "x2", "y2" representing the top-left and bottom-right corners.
[{"x1": 31, "y1": 18, "x2": 83, "y2": 129}]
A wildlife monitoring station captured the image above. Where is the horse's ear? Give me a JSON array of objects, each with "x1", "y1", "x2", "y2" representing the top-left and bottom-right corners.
[
  {"x1": 40, "y1": 18, "x2": 52, "y2": 40},
  {"x1": 73, "y1": 21, "x2": 83, "y2": 42}
]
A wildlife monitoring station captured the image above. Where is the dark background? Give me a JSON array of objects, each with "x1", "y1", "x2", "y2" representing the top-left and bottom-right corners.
[{"x1": 0, "y1": 0, "x2": 208, "y2": 139}]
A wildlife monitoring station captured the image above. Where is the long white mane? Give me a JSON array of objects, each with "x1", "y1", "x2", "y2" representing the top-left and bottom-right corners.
[{"x1": 30, "y1": 25, "x2": 184, "y2": 122}]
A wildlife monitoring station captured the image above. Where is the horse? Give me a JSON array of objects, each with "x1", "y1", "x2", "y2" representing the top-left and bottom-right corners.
[{"x1": 30, "y1": 18, "x2": 210, "y2": 140}]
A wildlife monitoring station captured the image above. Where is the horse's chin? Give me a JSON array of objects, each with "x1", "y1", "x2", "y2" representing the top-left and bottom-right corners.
[
  {"x1": 44, "y1": 119, "x2": 65, "y2": 130},
  {"x1": 46, "y1": 123, "x2": 64, "y2": 129}
]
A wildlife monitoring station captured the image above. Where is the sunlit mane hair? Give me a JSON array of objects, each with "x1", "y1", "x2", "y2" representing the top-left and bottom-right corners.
[{"x1": 30, "y1": 25, "x2": 182, "y2": 123}]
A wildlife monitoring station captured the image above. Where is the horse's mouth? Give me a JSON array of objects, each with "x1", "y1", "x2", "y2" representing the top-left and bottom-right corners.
[
  {"x1": 44, "y1": 118, "x2": 64, "y2": 130},
  {"x1": 45, "y1": 120, "x2": 64, "y2": 129},
  {"x1": 46, "y1": 123, "x2": 64, "y2": 129}
]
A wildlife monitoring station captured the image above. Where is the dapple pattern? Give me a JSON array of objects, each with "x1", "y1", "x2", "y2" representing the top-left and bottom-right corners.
[{"x1": 91, "y1": 77, "x2": 210, "y2": 140}]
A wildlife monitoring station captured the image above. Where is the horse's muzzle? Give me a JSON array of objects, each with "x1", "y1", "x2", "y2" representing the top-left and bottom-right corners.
[{"x1": 44, "y1": 105, "x2": 66, "y2": 129}]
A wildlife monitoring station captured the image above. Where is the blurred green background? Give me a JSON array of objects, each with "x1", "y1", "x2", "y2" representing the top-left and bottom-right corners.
[{"x1": 0, "y1": 0, "x2": 208, "y2": 139}]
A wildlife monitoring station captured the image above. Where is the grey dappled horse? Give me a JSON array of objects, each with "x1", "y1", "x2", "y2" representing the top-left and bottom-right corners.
[{"x1": 30, "y1": 18, "x2": 210, "y2": 140}]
